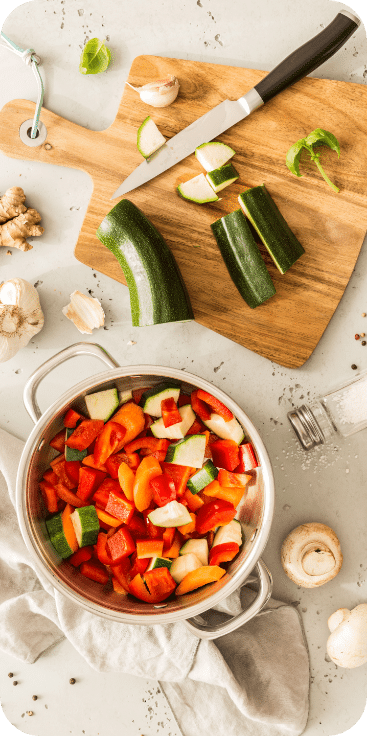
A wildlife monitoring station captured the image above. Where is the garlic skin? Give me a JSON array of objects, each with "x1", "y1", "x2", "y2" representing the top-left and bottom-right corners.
[
  {"x1": 0, "y1": 278, "x2": 44, "y2": 363},
  {"x1": 281, "y1": 522, "x2": 343, "y2": 588},
  {"x1": 128, "y1": 75, "x2": 180, "y2": 107},
  {"x1": 327, "y1": 605, "x2": 367, "y2": 668},
  {"x1": 62, "y1": 291, "x2": 105, "y2": 334}
]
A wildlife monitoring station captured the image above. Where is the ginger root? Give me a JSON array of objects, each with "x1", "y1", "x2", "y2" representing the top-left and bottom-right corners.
[{"x1": 0, "y1": 188, "x2": 44, "y2": 251}]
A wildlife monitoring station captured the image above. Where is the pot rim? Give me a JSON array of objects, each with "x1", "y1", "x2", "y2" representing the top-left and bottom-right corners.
[{"x1": 16, "y1": 364, "x2": 274, "y2": 625}]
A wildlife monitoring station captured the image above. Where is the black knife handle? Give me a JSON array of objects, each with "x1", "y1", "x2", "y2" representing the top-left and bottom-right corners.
[{"x1": 254, "y1": 11, "x2": 360, "y2": 104}]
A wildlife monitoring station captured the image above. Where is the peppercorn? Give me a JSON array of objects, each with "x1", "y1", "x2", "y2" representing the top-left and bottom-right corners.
[
  {"x1": 361, "y1": 333, "x2": 365, "y2": 338},
  {"x1": 8, "y1": 673, "x2": 13, "y2": 678},
  {"x1": 351, "y1": 364, "x2": 358, "y2": 370},
  {"x1": 69, "y1": 678, "x2": 76, "y2": 684},
  {"x1": 363, "y1": 313, "x2": 366, "y2": 317},
  {"x1": 32, "y1": 695, "x2": 37, "y2": 701},
  {"x1": 362, "y1": 341, "x2": 366, "y2": 346},
  {"x1": 13, "y1": 680, "x2": 18, "y2": 686},
  {"x1": 26, "y1": 711, "x2": 33, "y2": 716},
  {"x1": 355, "y1": 334, "x2": 360, "y2": 340}
]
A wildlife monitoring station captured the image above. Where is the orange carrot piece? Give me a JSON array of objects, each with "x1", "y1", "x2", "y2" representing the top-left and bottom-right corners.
[
  {"x1": 118, "y1": 462, "x2": 135, "y2": 502},
  {"x1": 175, "y1": 565, "x2": 225, "y2": 595},
  {"x1": 111, "y1": 402, "x2": 145, "y2": 450},
  {"x1": 178, "y1": 512, "x2": 196, "y2": 535},
  {"x1": 96, "y1": 507, "x2": 122, "y2": 528},
  {"x1": 133, "y1": 456, "x2": 162, "y2": 512},
  {"x1": 61, "y1": 503, "x2": 79, "y2": 553}
]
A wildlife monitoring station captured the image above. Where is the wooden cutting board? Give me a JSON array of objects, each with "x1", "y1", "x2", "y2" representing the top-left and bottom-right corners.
[{"x1": 1, "y1": 55, "x2": 367, "y2": 368}]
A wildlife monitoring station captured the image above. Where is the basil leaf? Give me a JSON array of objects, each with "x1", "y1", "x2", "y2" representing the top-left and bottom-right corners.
[
  {"x1": 305, "y1": 128, "x2": 340, "y2": 158},
  {"x1": 79, "y1": 38, "x2": 111, "y2": 75},
  {"x1": 285, "y1": 139, "x2": 306, "y2": 177}
]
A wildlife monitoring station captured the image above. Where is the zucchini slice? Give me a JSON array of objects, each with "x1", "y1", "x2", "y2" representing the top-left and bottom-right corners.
[
  {"x1": 206, "y1": 163, "x2": 239, "y2": 193},
  {"x1": 212, "y1": 519, "x2": 242, "y2": 547},
  {"x1": 170, "y1": 553, "x2": 202, "y2": 583},
  {"x1": 165, "y1": 433, "x2": 206, "y2": 468},
  {"x1": 148, "y1": 501, "x2": 192, "y2": 528},
  {"x1": 96, "y1": 200, "x2": 194, "y2": 326},
  {"x1": 85, "y1": 388, "x2": 119, "y2": 422},
  {"x1": 137, "y1": 116, "x2": 166, "y2": 158},
  {"x1": 177, "y1": 173, "x2": 219, "y2": 203},
  {"x1": 195, "y1": 142, "x2": 236, "y2": 172},
  {"x1": 46, "y1": 512, "x2": 75, "y2": 559},
  {"x1": 187, "y1": 460, "x2": 218, "y2": 494},
  {"x1": 71, "y1": 505, "x2": 100, "y2": 547},
  {"x1": 147, "y1": 556, "x2": 172, "y2": 571},
  {"x1": 238, "y1": 185, "x2": 305, "y2": 274},
  {"x1": 203, "y1": 412, "x2": 245, "y2": 444},
  {"x1": 140, "y1": 382, "x2": 181, "y2": 417},
  {"x1": 179, "y1": 538, "x2": 209, "y2": 565},
  {"x1": 211, "y1": 208, "x2": 276, "y2": 308}
]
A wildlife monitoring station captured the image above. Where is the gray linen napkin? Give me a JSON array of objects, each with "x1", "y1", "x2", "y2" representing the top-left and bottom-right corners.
[{"x1": 0, "y1": 426, "x2": 310, "y2": 735}]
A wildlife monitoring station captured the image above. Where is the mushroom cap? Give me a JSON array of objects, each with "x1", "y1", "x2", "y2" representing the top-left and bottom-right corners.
[
  {"x1": 281, "y1": 522, "x2": 342, "y2": 588},
  {"x1": 327, "y1": 604, "x2": 367, "y2": 668}
]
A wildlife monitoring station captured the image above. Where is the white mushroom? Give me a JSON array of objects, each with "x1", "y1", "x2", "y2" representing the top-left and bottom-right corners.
[
  {"x1": 0, "y1": 278, "x2": 44, "y2": 362},
  {"x1": 327, "y1": 604, "x2": 367, "y2": 668},
  {"x1": 126, "y1": 75, "x2": 180, "y2": 107},
  {"x1": 281, "y1": 522, "x2": 342, "y2": 588},
  {"x1": 62, "y1": 291, "x2": 105, "y2": 334}
]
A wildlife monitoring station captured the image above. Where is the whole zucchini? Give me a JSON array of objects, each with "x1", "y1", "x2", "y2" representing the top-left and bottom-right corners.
[
  {"x1": 96, "y1": 200, "x2": 194, "y2": 326},
  {"x1": 211, "y1": 208, "x2": 276, "y2": 308}
]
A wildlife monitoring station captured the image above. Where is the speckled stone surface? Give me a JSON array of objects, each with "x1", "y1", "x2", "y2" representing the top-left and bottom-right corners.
[{"x1": 1, "y1": 1, "x2": 367, "y2": 734}]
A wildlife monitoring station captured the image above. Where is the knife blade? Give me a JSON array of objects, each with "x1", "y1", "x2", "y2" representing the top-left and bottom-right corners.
[{"x1": 112, "y1": 10, "x2": 360, "y2": 199}]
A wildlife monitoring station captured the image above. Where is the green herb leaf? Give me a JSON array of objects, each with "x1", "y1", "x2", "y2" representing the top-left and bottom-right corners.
[
  {"x1": 79, "y1": 38, "x2": 111, "y2": 75},
  {"x1": 285, "y1": 139, "x2": 306, "y2": 177},
  {"x1": 305, "y1": 128, "x2": 340, "y2": 158}
]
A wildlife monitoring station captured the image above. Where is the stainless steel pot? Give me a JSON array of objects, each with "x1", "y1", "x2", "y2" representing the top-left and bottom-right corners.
[{"x1": 16, "y1": 342, "x2": 274, "y2": 640}]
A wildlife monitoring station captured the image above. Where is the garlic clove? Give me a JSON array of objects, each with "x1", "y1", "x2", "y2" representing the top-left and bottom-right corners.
[
  {"x1": 0, "y1": 278, "x2": 44, "y2": 363},
  {"x1": 62, "y1": 291, "x2": 105, "y2": 334},
  {"x1": 128, "y1": 75, "x2": 180, "y2": 108},
  {"x1": 281, "y1": 522, "x2": 343, "y2": 588},
  {"x1": 327, "y1": 604, "x2": 367, "y2": 668}
]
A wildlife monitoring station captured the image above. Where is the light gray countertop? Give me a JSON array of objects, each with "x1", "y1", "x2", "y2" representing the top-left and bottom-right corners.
[{"x1": 1, "y1": 1, "x2": 367, "y2": 734}]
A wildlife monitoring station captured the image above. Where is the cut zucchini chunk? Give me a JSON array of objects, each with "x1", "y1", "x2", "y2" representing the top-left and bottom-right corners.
[
  {"x1": 238, "y1": 185, "x2": 305, "y2": 274},
  {"x1": 151, "y1": 404, "x2": 195, "y2": 439},
  {"x1": 96, "y1": 200, "x2": 194, "y2": 327},
  {"x1": 65, "y1": 428, "x2": 88, "y2": 462},
  {"x1": 212, "y1": 519, "x2": 242, "y2": 548},
  {"x1": 148, "y1": 501, "x2": 192, "y2": 528},
  {"x1": 203, "y1": 413, "x2": 244, "y2": 444},
  {"x1": 71, "y1": 505, "x2": 100, "y2": 547},
  {"x1": 195, "y1": 141, "x2": 236, "y2": 172},
  {"x1": 119, "y1": 389, "x2": 133, "y2": 405},
  {"x1": 206, "y1": 163, "x2": 239, "y2": 193},
  {"x1": 179, "y1": 538, "x2": 209, "y2": 565},
  {"x1": 170, "y1": 553, "x2": 203, "y2": 583},
  {"x1": 147, "y1": 556, "x2": 172, "y2": 571},
  {"x1": 177, "y1": 173, "x2": 219, "y2": 204},
  {"x1": 46, "y1": 513, "x2": 75, "y2": 559},
  {"x1": 165, "y1": 434, "x2": 206, "y2": 468},
  {"x1": 85, "y1": 388, "x2": 119, "y2": 422},
  {"x1": 187, "y1": 460, "x2": 218, "y2": 494},
  {"x1": 140, "y1": 382, "x2": 181, "y2": 417},
  {"x1": 211, "y1": 208, "x2": 276, "y2": 309},
  {"x1": 137, "y1": 116, "x2": 166, "y2": 159}
]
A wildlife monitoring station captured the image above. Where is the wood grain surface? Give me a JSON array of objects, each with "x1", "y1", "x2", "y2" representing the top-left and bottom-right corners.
[{"x1": 1, "y1": 55, "x2": 367, "y2": 367}]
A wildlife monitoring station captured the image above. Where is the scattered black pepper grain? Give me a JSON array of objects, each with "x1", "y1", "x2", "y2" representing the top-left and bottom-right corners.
[
  {"x1": 351, "y1": 364, "x2": 357, "y2": 370},
  {"x1": 13, "y1": 680, "x2": 18, "y2": 686},
  {"x1": 362, "y1": 341, "x2": 366, "y2": 346},
  {"x1": 69, "y1": 677, "x2": 76, "y2": 684},
  {"x1": 8, "y1": 672, "x2": 13, "y2": 678},
  {"x1": 32, "y1": 695, "x2": 38, "y2": 701}
]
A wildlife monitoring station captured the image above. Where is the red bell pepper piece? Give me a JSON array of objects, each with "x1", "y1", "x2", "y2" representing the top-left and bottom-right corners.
[
  {"x1": 65, "y1": 419, "x2": 104, "y2": 452},
  {"x1": 80, "y1": 559, "x2": 109, "y2": 585},
  {"x1": 191, "y1": 390, "x2": 211, "y2": 421},
  {"x1": 127, "y1": 515, "x2": 147, "y2": 540},
  {"x1": 149, "y1": 474, "x2": 176, "y2": 507},
  {"x1": 93, "y1": 485, "x2": 111, "y2": 510},
  {"x1": 196, "y1": 390, "x2": 234, "y2": 422},
  {"x1": 209, "y1": 542, "x2": 240, "y2": 566},
  {"x1": 112, "y1": 576, "x2": 129, "y2": 594},
  {"x1": 64, "y1": 408, "x2": 83, "y2": 428},
  {"x1": 107, "y1": 527, "x2": 135, "y2": 564},
  {"x1": 69, "y1": 546, "x2": 93, "y2": 567},
  {"x1": 113, "y1": 558, "x2": 132, "y2": 589},
  {"x1": 196, "y1": 499, "x2": 237, "y2": 534},
  {"x1": 39, "y1": 480, "x2": 59, "y2": 513},
  {"x1": 160, "y1": 463, "x2": 192, "y2": 497},
  {"x1": 162, "y1": 530, "x2": 181, "y2": 558},
  {"x1": 144, "y1": 567, "x2": 176, "y2": 599},
  {"x1": 235, "y1": 442, "x2": 259, "y2": 472},
  {"x1": 161, "y1": 397, "x2": 181, "y2": 428},
  {"x1": 82, "y1": 454, "x2": 108, "y2": 472},
  {"x1": 132, "y1": 387, "x2": 149, "y2": 404},
  {"x1": 105, "y1": 490, "x2": 135, "y2": 524},
  {"x1": 186, "y1": 417, "x2": 205, "y2": 435},
  {"x1": 178, "y1": 393, "x2": 191, "y2": 407},
  {"x1": 96, "y1": 532, "x2": 113, "y2": 565},
  {"x1": 105, "y1": 451, "x2": 140, "y2": 478},
  {"x1": 77, "y1": 466, "x2": 106, "y2": 501},
  {"x1": 162, "y1": 527, "x2": 175, "y2": 553},
  {"x1": 42, "y1": 468, "x2": 59, "y2": 486},
  {"x1": 124, "y1": 436, "x2": 168, "y2": 454},
  {"x1": 64, "y1": 460, "x2": 81, "y2": 487},
  {"x1": 55, "y1": 483, "x2": 88, "y2": 508},
  {"x1": 96, "y1": 507, "x2": 122, "y2": 528},
  {"x1": 207, "y1": 530, "x2": 215, "y2": 549},
  {"x1": 142, "y1": 509, "x2": 164, "y2": 540},
  {"x1": 136, "y1": 539, "x2": 164, "y2": 559},
  {"x1": 93, "y1": 421, "x2": 127, "y2": 467},
  {"x1": 128, "y1": 573, "x2": 157, "y2": 602},
  {"x1": 128, "y1": 553, "x2": 150, "y2": 581},
  {"x1": 210, "y1": 439, "x2": 240, "y2": 471},
  {"x1": 49, "y1": 429, "x2": 66, "y2": 453},
  {"x1": 52, "y1": 458, "x2": 77, "y2": 489}
]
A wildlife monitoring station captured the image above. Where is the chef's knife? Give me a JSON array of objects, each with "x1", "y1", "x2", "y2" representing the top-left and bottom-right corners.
[{"x1": 112, "y1": 10, "x2": 360, "y2": 199}]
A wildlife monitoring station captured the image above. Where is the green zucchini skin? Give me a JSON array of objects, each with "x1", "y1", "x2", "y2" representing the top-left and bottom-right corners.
[
  {"x1": 211, "y1": 209, "x2": 276, "y2": 308},
  {"x1": 238, "y1": 185, "x2": 305, "y2": 274},
  {"x1": 96, "y1": 200, "x2": 194, "y2": 326}
]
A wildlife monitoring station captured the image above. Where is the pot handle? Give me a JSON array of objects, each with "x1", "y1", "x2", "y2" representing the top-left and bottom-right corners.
[
  {"x1": 24, "y1": 342, "x2": 119, "y2": 423},
  {"x1": 183, "y1": 559, "x2": 272, "y2": 640}
]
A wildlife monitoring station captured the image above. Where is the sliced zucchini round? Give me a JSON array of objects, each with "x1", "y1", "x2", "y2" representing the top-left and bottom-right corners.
[
  {"x1": 206, "y1": 163, "x2": 239, "y2": 193},
  {"x1": 137, "y1": 116, "x2": 166, "y2": 158},
  {"x1": 140, "y1": 382, "x2": 181, "y2": 417},
  {"x1": 177, "y1": 173, "x2": 219, "y2": 203},
  {"x1": 195, "y1": 141, "x2": 236, "y2": 172}
]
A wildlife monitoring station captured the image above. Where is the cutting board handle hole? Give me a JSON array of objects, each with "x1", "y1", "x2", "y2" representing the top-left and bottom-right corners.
[
  {"x1": 19, "y1": 118, "x2": 47, "y2": 147},
  {"x1": 27, "y1": 126, "x2": 39, "y2": 139}
]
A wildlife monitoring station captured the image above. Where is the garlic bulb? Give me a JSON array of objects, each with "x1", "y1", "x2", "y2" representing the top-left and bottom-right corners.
[
  {"x1": 281, "y1": 522, "x2": 342, "y2": 588},
  {"x1": 327, "y1": 604, "x2": 367, "y2": 668},
  {"x1": 127, "y1": 75, "x2": 180, "y2": 107},
  {"x1": 0, "y1": 278, "x2": 44, "y2": 363},
  {"x1": 62, "y1": 291, "x2": 105, "y2": 334}
]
